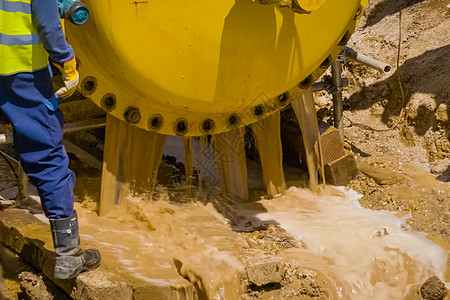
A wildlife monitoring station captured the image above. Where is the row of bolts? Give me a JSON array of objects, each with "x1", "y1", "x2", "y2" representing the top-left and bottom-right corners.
[{"x1": 0, "y1": 46, "x2": 391, "y2": 205}]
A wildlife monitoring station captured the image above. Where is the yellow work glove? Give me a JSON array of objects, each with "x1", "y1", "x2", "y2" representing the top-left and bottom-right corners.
[{"x1": 53, "y1": 57, "x2": 79, "y2": 99}]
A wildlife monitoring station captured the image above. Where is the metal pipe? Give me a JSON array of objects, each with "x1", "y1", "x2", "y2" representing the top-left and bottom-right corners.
[
  {"x1": 331, "y1": 59, "x2": 344, "y2": 143},
  {"x1": 0, "y1": 117, "x2": 106, "y2": 145},
  {"x1": 62, "y1": 117, "x2": 106, "y2": 133},
  {"x1": 345, "y1": 47, "x2": 392, "y2": 74}
]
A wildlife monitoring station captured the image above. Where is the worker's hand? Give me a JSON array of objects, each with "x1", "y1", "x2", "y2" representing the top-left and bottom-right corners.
[{"x1": 53, "y1": 57, "x2": 79, "y2": 99}]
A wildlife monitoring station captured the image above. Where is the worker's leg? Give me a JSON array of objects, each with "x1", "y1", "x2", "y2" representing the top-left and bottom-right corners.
[
  {"x1": 0, "y1": 68, "x2": 74, "y2": 219},
  {"x1": 0, "y1": 69, "x2": 100, "y2": 279}
]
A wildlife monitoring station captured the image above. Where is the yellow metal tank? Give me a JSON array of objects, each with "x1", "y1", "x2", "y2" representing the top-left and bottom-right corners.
[{"x1": 67, "y1": 0, "x2": 367, "y2": 136}]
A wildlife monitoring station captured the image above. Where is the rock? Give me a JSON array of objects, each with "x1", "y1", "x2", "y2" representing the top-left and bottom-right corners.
[
  {"x1": 371, "y1": 228, "x2": 389, "y2": 239},
  {"x1": 246, "y1": 225, "x2": 299, "y2": 254},
  {"x1": 435, "y1": 103, "x2": 448, "y2": 123},
  {"x1": 356, "y1": 160, "x2": 405, "y2": 185},
  {"x1": 19, "y1": 272, "x2": 53, "y2": 300},
  {"x1": 239, "y1": 294, "x2": 252, "y2": 300},
  {"x1": 157, "y1": 161, "x2": 175, "y2": 185},
  {"x1": 430, "y1": 159, "x2": 450, "y2": 175},
  {"x1": 297, "y1": 271, "x2": 322, "y2": 298},
  {"x1": 245, "y1": 256, "x2": 286, "y2": 286},
  {"x1": 420, "y1": 276, "x2": 447, "y2": 300},
  {"x1": 297, "y1": 269, "x2": 318, "y2": 281}
]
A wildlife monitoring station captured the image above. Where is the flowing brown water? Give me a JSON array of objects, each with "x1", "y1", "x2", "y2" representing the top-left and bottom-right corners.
[
  {"x1": 94, "y1": 94, "x2": 448, "y2": 299},
  {"x1": 212, "y1": 128, "x2": 248, "y2": 202},
  {"x1": 79, "y1": 197, "x2": 246, "y2": 299},
  {"x1": 100, "y1": 115, "x2": 167, "y2": 215},
  {"x1": 291, "y1": 89, "x2": 325, "y2": 191},
  {"x1": 183, "y1": 137, "x2": 195, "y2": 186},
  {"x1": 232, "y1": 187, "x2": 448, "y2": 299},
  {"x1": 77, "y1": 185, "x2": 448, "y2": 299},
  {"x1": 251, "y1": 111, "x2": 286, "y2": 198}
]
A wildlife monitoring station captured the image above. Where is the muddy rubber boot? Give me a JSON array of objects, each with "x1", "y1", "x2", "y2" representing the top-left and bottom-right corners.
[{"x1": 50, "y1": 212, "x2": 101, "y2": 280}]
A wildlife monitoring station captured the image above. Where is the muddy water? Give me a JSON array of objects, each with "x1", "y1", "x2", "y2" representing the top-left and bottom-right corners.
[
  {"x1": 100, "y1": 115, "x2": 167, "y2": 215},
  {"x1": 74, "y1": 184, "x2": 449, "y2": 299},
  {"x1": 392, "y1": 162, "x2": 450, "y2": 283},
  {"x1": 291, "y1": 90, "x2": 325, "y2": 191},
  {"x1": 183, "y1": 137, "x2": 195, "y2": 186},
  {"x1": 213, "y1": 128, "x2": 249, "y2": 202},
  {"x1": 77, "y1": 197, "x2": 247, "y2": 299},
  {"x1": 251, "y1": 111, "x2": 287, "y2": 198},
  {"x1": 90, "y1": 92, "x2": 449, "y2": 299},
  {"x1": 233, "y1": 186, "x2": 449, "y2": 299}
]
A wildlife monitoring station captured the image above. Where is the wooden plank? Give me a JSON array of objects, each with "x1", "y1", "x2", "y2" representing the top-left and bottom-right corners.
[
  {"x1": 319, "y1": 124, "x2": 346, "y2": 165},
  {"x1": 324, "y1": 151, "x2": 358, "y2": 186}
]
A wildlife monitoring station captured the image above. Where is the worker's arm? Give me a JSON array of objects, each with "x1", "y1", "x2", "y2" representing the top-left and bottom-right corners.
[
  {"x1": 31, "y1": 0, "x2": 74, "y2": 64},
  {"x1": 31, "y1": 0, "x2": 79, "y2": 99}
]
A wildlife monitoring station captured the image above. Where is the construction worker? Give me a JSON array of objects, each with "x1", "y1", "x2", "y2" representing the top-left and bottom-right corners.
[{"x1": 0, "y1": 0, "x2": 100, "y2": 279}]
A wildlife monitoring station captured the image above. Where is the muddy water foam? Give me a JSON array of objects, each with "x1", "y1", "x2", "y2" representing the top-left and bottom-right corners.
[{"x1": 234, "y1": 186, "x2": 448, "y2": 299}]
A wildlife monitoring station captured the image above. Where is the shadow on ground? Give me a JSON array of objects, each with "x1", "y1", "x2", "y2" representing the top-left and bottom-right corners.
[
  {"x1": 364, "y1": 0, "x2": 426, "y2": 28},
  {"x1": 346, "y1": 45, "x2": 450, "y2": 180}
]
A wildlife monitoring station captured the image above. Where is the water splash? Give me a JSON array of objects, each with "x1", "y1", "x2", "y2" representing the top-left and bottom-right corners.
[{"x1": 234, "y1": 186, "x2": 448, "y2": 299}]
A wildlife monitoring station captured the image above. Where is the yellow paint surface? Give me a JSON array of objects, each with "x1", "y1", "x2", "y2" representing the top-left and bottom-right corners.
[{"x1": 66, "y1": 0, "x2": 367, "y2": 135}]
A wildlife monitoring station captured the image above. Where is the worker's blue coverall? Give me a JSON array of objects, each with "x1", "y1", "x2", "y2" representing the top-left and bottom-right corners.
[{"x1": 0, "y1": 0, "x2": 75, "y2": 219}]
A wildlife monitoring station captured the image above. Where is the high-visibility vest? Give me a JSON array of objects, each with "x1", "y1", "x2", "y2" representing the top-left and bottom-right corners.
[{"x1": 0, "y1": 0, "x2": 49, "y2": 75}]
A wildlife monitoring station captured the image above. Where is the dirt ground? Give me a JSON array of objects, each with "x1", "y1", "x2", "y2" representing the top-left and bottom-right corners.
[
  {"x1": 335, "y1": 0, "x2": 450, "y2": 293},
  {"x1": 343, "y1": 0, "x2": 450, "y2": 269}
]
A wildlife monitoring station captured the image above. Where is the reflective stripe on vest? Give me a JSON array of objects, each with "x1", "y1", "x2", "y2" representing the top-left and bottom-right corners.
[{"x1": 0, "y1": 0, "x2": 49, "y2": 75}]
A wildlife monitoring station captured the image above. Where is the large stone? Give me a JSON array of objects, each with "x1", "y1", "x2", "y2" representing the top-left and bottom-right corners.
[
  {"x1": 245, "y1": 255, "x2": 286, "y2": 286},
  {"x1": 420, "y1": 276, "x2": 447, "y2": 300},
  {"x1": 435, "y1": 103, "x2": 448, "y2": 123},
  {"x1": 430, "y1": 159, "x2": 450, "y2": 175},
  {"x1": 356, "y1": 160, "x2": 405, "y2": 185},
  {"x1": 18, "y1": 272, "x2": 53, "y2": 300}
]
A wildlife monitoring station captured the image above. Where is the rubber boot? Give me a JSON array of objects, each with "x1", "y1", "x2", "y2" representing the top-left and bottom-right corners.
[{"x1": 50, "y1": 212, "x2": 101, "y2": 279}]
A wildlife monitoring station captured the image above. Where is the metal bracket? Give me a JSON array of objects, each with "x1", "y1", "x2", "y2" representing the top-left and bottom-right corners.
[
  {"x1": 312, "y1": 76, "x2": 349, "y2": 93},
  {"x1": 315, "y1": 48, "x2": 391, "y2": 143}
]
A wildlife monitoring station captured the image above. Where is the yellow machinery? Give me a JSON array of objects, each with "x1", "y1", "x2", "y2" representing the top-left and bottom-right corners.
[{"x1": 66, "y1": 0, "x2": 367, "y2": 137}]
